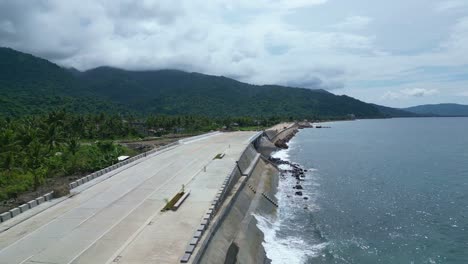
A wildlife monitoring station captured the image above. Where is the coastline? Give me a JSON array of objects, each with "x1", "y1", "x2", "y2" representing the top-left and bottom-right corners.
[{"x1": 194, "y1": 122, "x2": 303, "y2": 264}]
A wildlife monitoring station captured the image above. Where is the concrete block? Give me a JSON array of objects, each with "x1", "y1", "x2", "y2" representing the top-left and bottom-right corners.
[
  {"x1": 28, "y1": 200, "x2": 37, "y2": 209},
  {"x1": 180, "y1": 253, "x2": 191, "y2": 263},
  {"x1": 196, "y1": 224, "x2": 205, "y2": 232},
  {"x1": 35, "y1": 196, "x2": 45, "y2": 205},
  {"x1": 9, "y1": 207, "x2": 20, "y2": 217},
  {"x1": 0, "y1": 212, "x2": 11, "y2": 222},
  {"x1": 77, "y1": 179, "x2": 83, "y2": 185},
  {"x1": 189, "y1": 237, "x2": 199, "y2": 246},
  {"x1": 86, "y1": 175, "x2": 93, "y2": 182},
  {"x1": 44, "y1": 192, "x2": 53, "y2": 201},
  {"x1": 203, "y1": 213, "x2": 211, "y2": 220},
  {"x1": 201, "y1": 219, "x2": 209, "y2": 226},
  {"x1": 194, "y1": 230, "x2": 203, "y2": 238},
  {"x1": 70, "y1": 182, "x2": 77, "y2": 189},
  {"x1": 19, "y1": 204, "x2": 29, "y2": 213},
  {"x1": 185, "y1": 244, "x2": 195, "y2": 253},
  {"x1": 82, "y1": 177, "x2": 88, "y2": 183}
]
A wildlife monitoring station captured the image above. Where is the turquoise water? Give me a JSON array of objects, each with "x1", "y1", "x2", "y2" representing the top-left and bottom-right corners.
[{"x1": 259, "y1": 118, "x2": 468, "y2": 264}]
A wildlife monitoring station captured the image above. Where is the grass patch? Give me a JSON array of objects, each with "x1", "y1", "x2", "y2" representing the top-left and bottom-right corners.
[
  {"x1": 213, "y1": 153, "x2": 224, "y2": 160},
  {"x1": 161, "y1": 192, "x2": 185, "y2": 212}
]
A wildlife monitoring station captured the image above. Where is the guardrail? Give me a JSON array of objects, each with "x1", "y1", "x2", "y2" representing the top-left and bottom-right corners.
[
  {"x1": 0, "y1": 192, "x2": 54, "y2": 223},
  {"x1": 0, "y1": 131, "x2": 223, "y2": 226},
  {"x1": 178, "y1": 131, "x2": 220, "y2": 144},
  {"x1": 270, "y1": 122, "x2": 298, "y2": 141},
  {"x1": 68, "y1": 141, "x2": 179, "y2": 190}
]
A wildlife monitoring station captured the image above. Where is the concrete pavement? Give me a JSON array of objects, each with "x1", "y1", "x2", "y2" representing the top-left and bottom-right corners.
[{"x1": 0, "y1": 131, "x2": 256, "y2": 264}]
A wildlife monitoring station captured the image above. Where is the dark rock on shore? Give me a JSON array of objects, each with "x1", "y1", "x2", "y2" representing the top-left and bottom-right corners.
[
  {"x1": 295, "y1": 191, "x2": 303, "y2": 196},
  {"x1": 274, "y1": 129, "x2": 299, "y2": 149}
]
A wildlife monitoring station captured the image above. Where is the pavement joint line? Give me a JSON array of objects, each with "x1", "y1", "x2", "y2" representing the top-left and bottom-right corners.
[
  {"x1": 71, "y1": 143, "x2": 181, "y2": 195},
  {"x1": 101, "y1": 141, "x2": 221, "y2": 264},
  {"x1": 74, "y1": 157, "x2": 204, "y2": 264},
  {"x1": 1, "y1": 132, "x2": 255, "y2": 263}
]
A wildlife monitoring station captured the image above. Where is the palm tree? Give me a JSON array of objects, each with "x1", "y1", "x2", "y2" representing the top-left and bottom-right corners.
[
  {"x1": 26, "y1": 139, "x2": 48, "y2": 190},
  {"x1": 0, "y1": 128, "x2": 20, "y2": 178},
  {"x1": 66, "y1": 137, "x2": 81, "y2": 156},
  {"x1": 40, "y1": 122, "x2": 64, "y2": 153}
]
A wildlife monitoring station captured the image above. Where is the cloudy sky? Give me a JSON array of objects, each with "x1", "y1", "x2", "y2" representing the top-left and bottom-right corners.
[{"x1": 1, "y1": 0, "x2": 467, "y2": 107}]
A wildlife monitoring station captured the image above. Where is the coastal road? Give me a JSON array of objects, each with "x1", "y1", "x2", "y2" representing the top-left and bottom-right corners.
[{"x1": 0, "y1": 131, "x2": 256, "y2": 264}]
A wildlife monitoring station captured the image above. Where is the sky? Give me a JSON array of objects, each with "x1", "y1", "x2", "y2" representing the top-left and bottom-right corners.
[{"x1": 0, "y1": 0, "x2": 467, "y2": 108}]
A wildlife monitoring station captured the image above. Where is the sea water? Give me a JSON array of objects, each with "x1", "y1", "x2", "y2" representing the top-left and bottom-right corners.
[{"x1": 257, "y1": 118, "x2": 468, "y2": 264}]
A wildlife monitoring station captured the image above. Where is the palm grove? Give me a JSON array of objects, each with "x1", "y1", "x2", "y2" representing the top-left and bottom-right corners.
[{"x1": 0, "y1": 110, "x2": 281, "y2": 202}]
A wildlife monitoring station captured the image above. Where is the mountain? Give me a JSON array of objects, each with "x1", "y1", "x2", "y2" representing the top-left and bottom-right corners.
[
  {"x1": 0, "y1": 47, "x2": 129, "y2": 116},
  {"x1": 372, "y1": 104, "x2": 419, "y2": 118},
  {"x1": 403, "y1": 104, "x2": 468, "y2": 117},
  {"x1": 77, "y1": 66, "x2": 382, "y2": 118},
  {"x1": 0, "y1": 47, "x2": 406, "y2": 118}
]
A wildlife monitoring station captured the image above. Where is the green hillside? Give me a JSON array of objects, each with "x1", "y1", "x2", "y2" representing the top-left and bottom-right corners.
[
  {"x1": 0, "y1": 48, "x2": 128, "y2": 116},
  {"x1": 0, "y1": 47, "x2": 406, "y2": 118},
  {"x1": 404, "y1": 103, "x2": 468, "y2": 117},
  {"x1": 78, "y1": 67, "x2": 382, "y2": 118}
]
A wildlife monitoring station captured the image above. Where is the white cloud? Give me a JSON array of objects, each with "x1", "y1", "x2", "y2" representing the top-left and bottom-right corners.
[
  {"x1": 402, "y1": 88, "x2": 439, "y2": 97},
  {"x1": 459, "y1": 91, "x2": 468, "y2": 97},
  {"x1": 0, "y1": 0, "x2": 467, "y2": 106},
  {"x1": 382, "y1": 88, "x2": 439, "y2": 100},
  {"x1": 435, "y1": 1, "x2": 467, "y2": 12},
  {"x1": 331, "y1": 16, "x2": 373, "y2": 31}
]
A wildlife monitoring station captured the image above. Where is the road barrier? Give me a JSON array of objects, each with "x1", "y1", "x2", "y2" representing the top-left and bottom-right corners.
[{"x1": 180, "y1": 132, "x2": 264, "y2": 263}]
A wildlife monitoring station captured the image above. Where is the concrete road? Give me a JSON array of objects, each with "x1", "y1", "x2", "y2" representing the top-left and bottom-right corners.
[{"x1": 0, "y1": 131, "x2": 256, "y2": 264}]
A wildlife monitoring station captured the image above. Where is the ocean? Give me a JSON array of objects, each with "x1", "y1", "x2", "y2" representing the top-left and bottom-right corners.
[{"x1": 257, "y1": 118, "x2": 468, "y2": 264}]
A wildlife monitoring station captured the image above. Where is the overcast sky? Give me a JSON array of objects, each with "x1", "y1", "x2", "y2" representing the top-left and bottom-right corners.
[{"x1": 1, "y1": 0, "x2": 467, "y2": 107}]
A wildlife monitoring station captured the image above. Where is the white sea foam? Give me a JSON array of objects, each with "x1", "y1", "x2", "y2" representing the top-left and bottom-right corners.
[
  {"x1": 272, "y1": 148, "x2": 290, "y2": 161},
  {"x1": 258, "y1": 148, "x2": 325, "y2": 263},
  {"x1": 255, "y1": 214, "x2": 327, "y2": 264}
]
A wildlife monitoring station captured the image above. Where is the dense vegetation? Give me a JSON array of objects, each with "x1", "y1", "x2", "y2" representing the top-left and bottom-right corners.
[
  {"x1": 0, "y1": 110, "x2": 283, "y2": 202},
  {"x1": 0, "y1": 111, "x2": 141, "y2": 201},
  {"x1": 0, "y1": 47, "x2": 414, "y2": 204},
  {"x1": 79, "y1": 67, "x2": 383, "y2": 118},
  {"x1": 0, "y1": 47, "x2": 409, "y2": 119}
]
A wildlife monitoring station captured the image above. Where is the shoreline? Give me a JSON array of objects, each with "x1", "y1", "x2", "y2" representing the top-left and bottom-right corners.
[{"x1": 195, "y1": 122, "x2": 304, "y2": 264}]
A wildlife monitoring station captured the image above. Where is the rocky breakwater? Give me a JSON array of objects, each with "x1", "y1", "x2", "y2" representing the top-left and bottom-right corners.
[
  {"x1": 270, "y1": 125, "x2": 311, "y2": 205},
  {"x1": 269, "y1": 157, "x2": 309, "y2": 199},
  {"x1": 274, "y1": 128, "x2": 298, "y2": 149}
]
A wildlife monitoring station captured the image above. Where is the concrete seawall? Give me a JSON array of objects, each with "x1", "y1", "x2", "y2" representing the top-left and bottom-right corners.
[{"x1": 193, "y1": 123, "x2": 299, "y2": 264}]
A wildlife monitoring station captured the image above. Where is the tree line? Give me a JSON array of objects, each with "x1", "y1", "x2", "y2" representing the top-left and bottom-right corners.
[{"x1": 0, "y1": 111, "x2": 286, "y2": 202}]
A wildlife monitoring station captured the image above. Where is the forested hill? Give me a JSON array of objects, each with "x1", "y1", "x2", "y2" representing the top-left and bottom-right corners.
[
  {"x1": 0, "y1": 47, "x2": 129, "y2": 116},
  {"x1": 403, "y1": 103, "x2": 468, "y2": 117},
  {"x1": 0, "y1": 47, "x2": 407, "y2": 118},
  {"x1": 77, "y1": 66, "x2": 382, "y2": 118}
]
